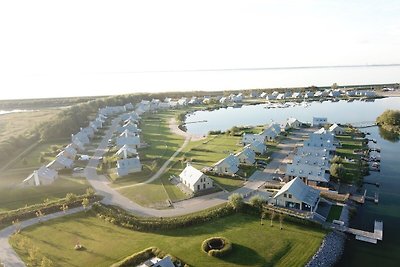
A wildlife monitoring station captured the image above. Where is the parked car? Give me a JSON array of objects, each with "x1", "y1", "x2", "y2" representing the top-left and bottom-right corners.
[
  {"x1": 73, "y1": 167, "x2": 84, "y2": 172},
  {"x1": 272, "y1": 176, "x2": 283, "y2": 182}
]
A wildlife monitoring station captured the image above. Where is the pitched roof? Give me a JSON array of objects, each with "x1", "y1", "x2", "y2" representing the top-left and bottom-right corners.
[
  {"x1": 285, "y1": 163, "x2": 329, "y2": 183},
  {"x1": 235, "y1": 145, "x2": 255, "y2": 159},
  {"x1": 115, "y1": 144, "x2": 138, "y2": 158},
  {"x1": 274, "y1": 177, "x2": 320, "y2": 206},
  {"x1": 214, "y1": 154, "x2": 239, "y2": 167},
  {"x1": 329, "y1": 123, "x2": 343, "y2": 132},
  {"x1": 179, "y1": 164, "x2": 208, "y2": 185}
]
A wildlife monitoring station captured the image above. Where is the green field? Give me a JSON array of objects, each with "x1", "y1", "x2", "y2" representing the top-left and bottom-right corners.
[
  {"x1": 10, "y1": 212, "x2": 325, "y2": 267},
  {"x1": 0, "y1": 176, "x2": 91, "y2": 212},
  {"x1": 110, "y1": 110, "x2": 186, "y2": 206}
]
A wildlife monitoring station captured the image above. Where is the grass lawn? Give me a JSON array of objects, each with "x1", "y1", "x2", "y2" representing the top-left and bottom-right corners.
[
  {"x1": 209, "y1": 175, "x2": 244, "y2": 191},
  {"x1": 11, "y1": 139, "x2": 69, "y2": 169},
  {"x1": 0, "y1": 176, "x2": 91, "y2": 211},
  {"x1": 326, "y1": 205, "x2": 343, "y2": 223},
  {"x1": 10, "y1": 212, "x2": 325, "y2": 267},
  {"x1": 117, "y1": 179, "x2": 171, "y2": 209},
  {"x1": 110, "y1": 110, "x2": 185, "y2": 206}
]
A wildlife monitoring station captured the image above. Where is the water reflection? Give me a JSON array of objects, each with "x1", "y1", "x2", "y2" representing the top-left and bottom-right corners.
[{"x1": 378, "y1": 127, "x2": 400, "y2": 142}]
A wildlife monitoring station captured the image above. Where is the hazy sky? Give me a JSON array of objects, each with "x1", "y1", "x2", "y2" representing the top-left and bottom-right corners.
[{"x1": 0, "y1": 0, "x2": 399, "y2": 100}]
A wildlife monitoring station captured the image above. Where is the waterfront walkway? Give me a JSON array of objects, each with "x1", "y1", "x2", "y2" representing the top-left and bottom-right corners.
[{"x1": 332, "y1": 220, "x2": 383, "y2": 244}]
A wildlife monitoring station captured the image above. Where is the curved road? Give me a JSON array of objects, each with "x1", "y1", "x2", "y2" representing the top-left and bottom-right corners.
[
  {"x1": 83, "y1": 115, "x2": 309, "y2": 217},
  {"x1": 0, "y1": 114, "x2": 309, "y2": 266},
  {"x1": 0, "y1": 207, "x2": 87, "y2": 267}
]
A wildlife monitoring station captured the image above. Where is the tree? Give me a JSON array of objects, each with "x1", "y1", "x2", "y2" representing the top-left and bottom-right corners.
[
  {"x1": 330, "y1": 163, "x2": 345, "y2": 178},
  {"x1": 65, "y1": 193, "x2": 77, "y2": 202},
  {"x1": 270, "y1": 210, "x2": 275, "y2": 227},
  {"x1": 12, "y1": 219, "x2": 21, "y2": 234},
  {"x1": 331, "y1": 155, "x2": 343, "y2": 164},
  {"x1": 82, "y1": 198, "x2": 89, "y2": 212},
  {"x1": 60, "y1": 203, "x2": 69, "y2": 213},
  {"x1": 85, "y1": 187, "x2": 95, "y2": 197},
  {"x1": 279, "y1": 213, "x2": 284, "y2": 230},
  {"x1": 27, "y1": 246, "x2": 40, "y2": 266},
  {"x1": 35, "y1": 210, "x2": 44, "y2": 223},
  {"x1": 376, "y1": 109, "x2": 400, "y2": 126},
  {"x1": 228, "y1": 193, "x2": 244, "y2": 211},
  {"x1": 249, "y1": 195, "x2": 264, "y2": 211}
]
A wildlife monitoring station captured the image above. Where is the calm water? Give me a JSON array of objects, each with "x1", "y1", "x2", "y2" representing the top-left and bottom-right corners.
[
  {"x1": 185, "y1": 97, "x2": 400, "y2": 266},
  {"x1": 337, "y1": 126, "x2": 400, "y2": 267},
  {"x1": 185, "y1": 97, "x2": 400, "y2": 136}
]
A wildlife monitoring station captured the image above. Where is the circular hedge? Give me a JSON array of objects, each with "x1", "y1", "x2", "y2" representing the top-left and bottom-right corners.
[{"x1": 201, "y1": 237, "x2": 232, "y2": 257}]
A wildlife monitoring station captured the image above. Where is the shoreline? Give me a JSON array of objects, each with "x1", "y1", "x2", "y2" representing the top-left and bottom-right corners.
[{"x1": 168, "y1": 117, "x2": 206, "y2": 141}]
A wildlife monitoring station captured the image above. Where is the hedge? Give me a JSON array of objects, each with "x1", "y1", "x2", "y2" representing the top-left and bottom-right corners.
[
  {"x1": 201, "y1": 237, "x2": 232, "y2": 258},
  {"x1": 111, "y1": 246, "x2": 187, "y2": 267},
  {"x1": 93, "y1": 203, "x2": 235, "y2": 232},
  {"x1": 0, "y1": 194, "x2": 100, "y2": 227}
]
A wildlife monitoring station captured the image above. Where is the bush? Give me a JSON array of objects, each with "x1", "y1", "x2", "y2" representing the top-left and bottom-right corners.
[
  {"x1": 111, "y1": 246, "x2": 186, "y2": 267},
  {"x1": 0, "y1": 195, "x2": 100, "y2": 227},
  {"x1": 201, "y1": 237, "x2": 232, "y2": 258},
  {"x1": 93, "y1": 203, "x2": 234, "y2": 232},
  {"x1": 228, "y1": 193, "x2": 244, "y2": 211}
]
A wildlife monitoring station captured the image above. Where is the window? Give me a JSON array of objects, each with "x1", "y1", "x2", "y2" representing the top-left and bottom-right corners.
[
  {"x1": 197, "y1": 185, "x2": 200, "y2": 191},
  {"x1": 288, "y1": 194, "x2": 292, "y2": 199},
  {"x1": 203, "y1": 184, "x2": 206, "y2": 189},
  {"x1": 284, "y1": 193, "x2": 287, "y2": 198}
]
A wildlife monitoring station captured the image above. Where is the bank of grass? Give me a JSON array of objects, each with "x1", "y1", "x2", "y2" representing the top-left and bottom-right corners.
[
  {"x1": 10, "y1": 211, "x2": 325, "y2": 267},
  {"x1": 0, "y1": 176, "x2": 91, "y2": 212}
]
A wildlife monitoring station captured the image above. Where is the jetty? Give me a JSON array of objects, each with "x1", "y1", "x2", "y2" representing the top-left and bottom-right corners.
[
  {"x1": 352, "y1": 121, "x2": 377, "y2": 128},
  {"x1": 351, "y1": 189, "x2": 379, "y2": 204},
  {"x1": 332, "y1": 220, "x2": 383, "y2": 244}
]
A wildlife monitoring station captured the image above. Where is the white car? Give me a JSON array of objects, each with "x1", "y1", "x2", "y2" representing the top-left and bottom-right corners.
[{"x1": 73, "y1": 167, "x2": 84, "y2": 172}]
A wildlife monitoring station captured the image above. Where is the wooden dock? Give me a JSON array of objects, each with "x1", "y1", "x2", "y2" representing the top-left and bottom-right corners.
[
  {"x1": 332, "y1": 220, "x2": 383, "y2": 244},
  {"x1": 347, "y1": 221, "x2": 383, "y2": 244}
]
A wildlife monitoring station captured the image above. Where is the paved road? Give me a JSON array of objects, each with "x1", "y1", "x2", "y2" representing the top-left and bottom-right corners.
[
  {"x1": 84, "y1": 117, "x2": 310, "y2": 217},
  {"x1": 0, "y1": 207, "x2": 87, "y2": 267}
]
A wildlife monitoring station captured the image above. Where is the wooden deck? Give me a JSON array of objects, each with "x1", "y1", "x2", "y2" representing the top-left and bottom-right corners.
[{"x1": 332, "y1": 220, "x2": 383, "y2": 244}]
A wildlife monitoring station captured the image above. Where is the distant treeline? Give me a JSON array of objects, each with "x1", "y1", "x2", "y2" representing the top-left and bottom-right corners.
[{"x1": 0, "y1": 96, "x2": 102, "y2": 110}]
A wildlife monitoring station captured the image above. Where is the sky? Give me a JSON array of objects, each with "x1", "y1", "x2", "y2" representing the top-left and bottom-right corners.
[{"x1": 0, "y1": 0, "x2": 399, "y2": 100}]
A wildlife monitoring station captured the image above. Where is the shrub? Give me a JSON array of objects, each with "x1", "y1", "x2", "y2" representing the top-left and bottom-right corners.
[
  {"x1": 228, "y1": 193, "x2": 244, "y2": 211},
  {"x1": 201, "y1": 237, "x2": 232, "y2": 258},
  {"x1": 93, "y1": 203, "x2": 234, "y2": 232},
  {"x1": 111, "y1": 246, "x2": 186, "y2": 267}
]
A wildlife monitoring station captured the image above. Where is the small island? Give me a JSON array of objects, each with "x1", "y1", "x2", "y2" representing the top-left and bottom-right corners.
[{"x1": 376, "y1": 109, "x2": 400, "y2": 134}]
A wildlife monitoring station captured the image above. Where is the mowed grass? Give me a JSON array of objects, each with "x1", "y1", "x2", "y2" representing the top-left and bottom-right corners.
[
  {"x1": 183, "y1": 134, "x2": 241, "y2": 168},
  {"x1": 114, "y1": 110, "x2": 185, "y2": 205},
  {"x1": 10, "y1": 212, "x2": 325, "y2": 267},
  {"x1": 0, "y1": 176, "x2": 91, "y2": 211},
  {"x1": 11, "y1": 139, "x2": 70, "y2": 169}
]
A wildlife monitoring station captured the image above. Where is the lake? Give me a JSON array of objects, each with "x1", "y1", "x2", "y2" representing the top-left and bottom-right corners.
[
  {"x1": 185, "y1": 97, "x2": 400, "y2": 136},
  {"x1": 336, "y1": 126, "x2": 400, "y2": 267},
  {"x1": 185, "y1": 97, "x2": 400, "y2": 266}
]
